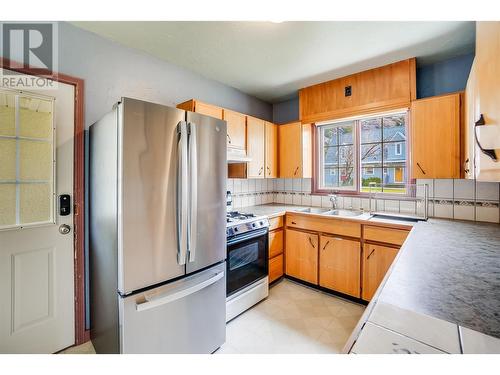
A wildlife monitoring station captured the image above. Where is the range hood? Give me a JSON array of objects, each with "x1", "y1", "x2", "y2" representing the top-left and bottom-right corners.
[{"x1": 227, "y1": 148, "x2": 252, "y2": 163}]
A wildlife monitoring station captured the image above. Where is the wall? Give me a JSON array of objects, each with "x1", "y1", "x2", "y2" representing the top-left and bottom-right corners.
[
  {"x1": 272, "y1": 96, "x2": 299, "y2": 124},
  {"x1": 51, "y1": 22, "x2": 272, "y2": 127},
  {"x1": 416, "y1": 53, "x2": 475, "y2": 98}
]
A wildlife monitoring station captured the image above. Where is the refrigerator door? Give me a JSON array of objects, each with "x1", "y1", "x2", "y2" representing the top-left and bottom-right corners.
[
  {"x1": 118, "y1": 98, "x2": 186, "y2": 294},
  {"x1": 119, "y1": 262, "x2": 226, "y2": 353},
  {"x1": 185, "y1": 112, "x2": 227, "y2": 274}
]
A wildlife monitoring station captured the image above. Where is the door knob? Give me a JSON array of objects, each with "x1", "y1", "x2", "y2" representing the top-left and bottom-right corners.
[{"x1": 59, "y1": 224, "x2": 71, "y2": 235}]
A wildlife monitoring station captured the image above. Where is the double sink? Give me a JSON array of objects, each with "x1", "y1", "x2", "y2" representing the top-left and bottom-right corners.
[{"x1": 293, "y1": 207, "x2": 365, "y2": 217}]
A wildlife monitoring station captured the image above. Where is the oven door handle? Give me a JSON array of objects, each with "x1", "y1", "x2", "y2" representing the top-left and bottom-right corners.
[{"x1": 227, "y1": 227, "x2": 269, "y2": 246}]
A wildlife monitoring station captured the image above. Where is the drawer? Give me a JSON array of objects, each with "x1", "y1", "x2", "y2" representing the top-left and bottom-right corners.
[
  {"x1": 269, "y1": 254, "x2": 284, "y2": 283},
  {"x1": 269, "y1": 215, "x2": 284, "y2": 231},
  {"x1": 286, "y1": 213, "x2": 361, "y2": 238},
  {"x1": 363, "y1": 225, "x2": 409, "y2": 246},
  {"x1": 268, "y1": 229, "x2": 284, "y2": 258}
]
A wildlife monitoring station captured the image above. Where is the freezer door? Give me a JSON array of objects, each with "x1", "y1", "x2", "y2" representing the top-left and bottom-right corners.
[
  {"x1": 120, "y1": 262, "x2": 226, "y2": 354},
  {"x1": 185, "y1": 112, "x2": 227, "y2": 274},
  {"x1": 118, "y1": 98, "x2": 186, "y2": 294}
]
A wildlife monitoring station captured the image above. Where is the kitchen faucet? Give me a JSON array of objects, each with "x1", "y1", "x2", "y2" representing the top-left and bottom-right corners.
[{"x1": 329, "y1": 194, "x2": 338, "y2": 210}]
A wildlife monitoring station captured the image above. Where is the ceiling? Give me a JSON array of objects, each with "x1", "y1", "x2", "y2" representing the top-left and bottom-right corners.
[{"x1": 72, "y1": 21, "x2": 475, "y2": 103}]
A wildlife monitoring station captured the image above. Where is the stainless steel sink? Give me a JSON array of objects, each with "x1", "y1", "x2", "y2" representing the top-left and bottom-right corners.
[
  {"x1": 324, "y1": 209, "x2": 364, "y2": 217},
  {"x1": 293, "y1": 207, "x2": 330, "y2": 214}
]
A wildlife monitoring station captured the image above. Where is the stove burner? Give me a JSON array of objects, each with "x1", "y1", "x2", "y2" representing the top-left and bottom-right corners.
[{"x1": 226, "y1": 211, "x2": 256, "y2": 221}]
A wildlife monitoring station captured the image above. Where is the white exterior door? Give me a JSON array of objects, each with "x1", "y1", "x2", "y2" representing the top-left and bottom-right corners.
[{"x1": 0, "y1": 78, "x2": 75, "y2": 353}]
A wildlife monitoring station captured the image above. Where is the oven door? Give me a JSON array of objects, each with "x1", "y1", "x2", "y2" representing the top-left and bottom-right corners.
[{"x1": 226, "y1": 227, "x2": 268, "y2": 297}]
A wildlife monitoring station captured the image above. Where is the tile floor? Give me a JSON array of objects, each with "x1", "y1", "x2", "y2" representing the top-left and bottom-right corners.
[
  {"x1": 60, "y1": 279, "x2": 365, "y2": 354},
  {"x1": 216, "y1": 279, "x2": 365, "y2": 354}
]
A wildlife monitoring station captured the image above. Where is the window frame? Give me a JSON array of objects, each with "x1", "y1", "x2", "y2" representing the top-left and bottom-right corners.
[
  {"x1": 312, "y1": 109, "x2": 411, "y2": 196},
  {"x1": 0, "y1": 89, "x2": 56, "y2": 231}
]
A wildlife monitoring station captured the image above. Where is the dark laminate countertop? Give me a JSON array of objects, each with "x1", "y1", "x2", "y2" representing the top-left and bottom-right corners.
[{"x1": 378, "y1": 219, "x2": 500, "y2": 338}]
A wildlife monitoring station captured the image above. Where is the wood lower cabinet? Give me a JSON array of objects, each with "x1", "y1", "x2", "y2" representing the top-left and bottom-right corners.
[
  {"x1": 362, "y1": 244, "x2": 399, "y2": 301},
  {"x1": 285, "y1": 229, "x2": 318, "y2": 284},
  {"x1": 319, "y1": 235, "x2": 361, "y2": 298},
  {"x1": 269, "y1": 254, "x2": 284, "y2": 283},
  {"x1": 411, "y1": 93, "x2": 462, "y2": 179},
  {"x1": 269, "y1": 229, "x2": 284, "y2": 259}
]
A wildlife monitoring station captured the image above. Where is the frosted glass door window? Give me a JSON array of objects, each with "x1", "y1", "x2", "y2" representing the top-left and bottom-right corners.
[{"x1": 0, "y1": 91, "x2": 55, "y2": 229}]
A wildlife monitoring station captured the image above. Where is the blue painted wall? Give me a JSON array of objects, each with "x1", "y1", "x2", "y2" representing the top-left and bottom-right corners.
[
  {"x1": 272, "y1": 96, "x2": 299, "y2": 124},
  {"x1": 417, "y1": 52, "x2": 475, "y2": 98}
]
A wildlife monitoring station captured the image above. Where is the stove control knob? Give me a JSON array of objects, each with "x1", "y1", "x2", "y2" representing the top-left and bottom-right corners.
[
  {"x1": 260, "y1": 221, "x2": 264, "y2": 226},
  {"x1": 252, "y1": 223, "x2": 256, "y2": 227},
  {"x1": 234, "y1": 227, "x2": 238, "y2": 232}
]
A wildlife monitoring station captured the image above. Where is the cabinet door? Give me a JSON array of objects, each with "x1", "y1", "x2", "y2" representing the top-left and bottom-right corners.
[
  {"x1": 246, "y1": 116, "x2": 265, "y2": 178},
  {"x1": 268, "y1": 229, "x2": 284, "y2": 259},
  {"x1": 411, "y1": 93, "x2": 461, "y2": 179},
  {"x1": 279, "y1": 122, "x2": 302, "y2": 178},
  {"x1": 269, "y1": 254, "x2": 284, "y2": 283},
  {"x1": 195, "y1": 101, "x2": 223, "y2": 120},
  {"x1": 265, "y1": 121, "x2": 278, "y2": 178},
  {"x1": 223, "y1": 109, "x2": 246, "y2": 150},
  {"x1": 362, "y1": 244, "x2": 399, "y2": 301},
  {"x1": 319, "y1": 235, "x2": 361, "y2": 297},
  {"x1": 285, "y1": 229, "x2": 318, "y2": 284}
]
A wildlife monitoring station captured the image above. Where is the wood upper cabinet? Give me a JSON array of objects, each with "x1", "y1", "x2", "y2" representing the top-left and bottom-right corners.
[
  {"x1": 285, "y1": 229, "x2": 318, "y2": 284},
  {"x1": 469, "y1": 22, "x2": 500, "y2": 181},
  {"x1": 279, "y1": 122, "x2": 312, "y2": 178},
  {"x1": 177, "y1": 99, "x2": 223, "y2": 119},
  {"x1": 319, "y1": 235, "x2": 361, "y2": 298},
  {"x1": 411, "y1": 93, "x2": 462, "y2": 179},
  {"x1": 299, "y1": 58, "x2": 416, "y2": 123},
  {"x1": 223, "y1": 109, "x2": 246, "y2": 150},
  {"x1": 246, "y1": 116, "x2": 265, "y2": 178},
  {"x1": 362, "y1": 244, "x2": 399, "y2": 301},
  {"x1": 265, "y1": 121, "x2": 278, "y2": 178}
]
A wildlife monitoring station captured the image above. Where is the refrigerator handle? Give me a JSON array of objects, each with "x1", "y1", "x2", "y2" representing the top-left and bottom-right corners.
[
  {"x1": 187, "y1": 122, "x2": 198, "y2": 262},
  {"x1": 176, "y1": 121, "x2": 188, "y2": 265},
  {"x1": 135, "y1": 271, "x2": 224, "y2": 312}
]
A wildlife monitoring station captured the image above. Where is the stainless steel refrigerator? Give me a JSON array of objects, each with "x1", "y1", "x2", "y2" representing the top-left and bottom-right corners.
[{"x1": 89, "y1": 98, "x2": 227, "y2": 353}]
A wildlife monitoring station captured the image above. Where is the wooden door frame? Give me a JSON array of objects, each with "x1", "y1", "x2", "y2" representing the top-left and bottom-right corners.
[{"x1": 0, "y1": 58, "x2": 88, "y2": 345}]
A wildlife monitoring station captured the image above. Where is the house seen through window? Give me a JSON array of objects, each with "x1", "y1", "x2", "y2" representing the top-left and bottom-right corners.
[{"x1": 316, "y1": 111, "x2": 408, "y2": 194}]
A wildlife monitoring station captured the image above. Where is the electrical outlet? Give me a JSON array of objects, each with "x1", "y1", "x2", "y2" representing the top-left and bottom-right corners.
[{"x1": 345, "y1": 86, "x2": 352, "y2": 97}]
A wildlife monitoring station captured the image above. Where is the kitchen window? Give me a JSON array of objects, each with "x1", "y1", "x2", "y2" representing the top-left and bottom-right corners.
[{"x1": 315, "y1": 111, "x2": 408, "y2": 195}]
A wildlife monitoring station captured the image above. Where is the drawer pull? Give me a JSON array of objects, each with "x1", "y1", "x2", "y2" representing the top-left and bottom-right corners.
[{"x1": 291, "y1": 221, "x2": 297, "y2": 225}]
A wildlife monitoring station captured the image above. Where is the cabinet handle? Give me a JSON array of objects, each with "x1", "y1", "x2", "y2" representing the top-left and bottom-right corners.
[
  {"x1": 464, "y1": 158, "x2": 470, "y2": 174},
  {"x1": 291, "y1": 221, "x2": 297, "y2": 225},
  {"x1": 322, "y1": 240, "x2": 330, "y2": 250},
  {"x1": 258, "y1": 167, "x2": 263, "y2": 175},
  {"x1": 416, "y1": 162, "x2": 426, "y2": 175},
  {"x1": 308, "y1": 236, "x2": 316, "y2": 249},
  {"x1": 267, "y1": 166, "x2": 271, "y2": 175},
  {"x1": 367, "y1": 249, "x2": 375, "y2": 259},
  {"x1": 293, "y1": 166, "x2": 299, "y2": 176},
  {"x1": 227, "y1": 134, "x2": 232, "y2": 144},
  {"x1": 474, "y1": 114, "x2": 498, "y2": 161}
]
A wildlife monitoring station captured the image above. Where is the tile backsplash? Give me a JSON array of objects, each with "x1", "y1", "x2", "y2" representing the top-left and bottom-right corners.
[{"x1": 228, "y1": 178, "x2": 500, "y2": 223}]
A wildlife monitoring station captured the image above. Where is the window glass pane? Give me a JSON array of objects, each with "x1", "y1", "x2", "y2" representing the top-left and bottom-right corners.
[
  {"x1": 383, "y1": 114, "x2": 406, "y2": 142},
  {"x1": 20, "y1": 183, "x2": 52, "y2": 224},
  {"x1": 360, "y1": 117, "x2": 382, "y2": 143},
  {"x1": 0, "y1": 139, "x2": 16, "y2": 180},
  {"x1": 339, "y1": 145, "x2": 355, "y2": 167},
  {"x1": 19, "y1": 106, "x2": 53, "y2": 139},
  {"x1": 338, "y1": 123, "x2": 354, "y2": 145},
  {"x1": 0, "y1": 104, "x2": 15, "y2": 136},
  {"x1": 323, "y1": 167, "x2": 339, "y2": 187},
  {"x1": 323, "y1": 127, "x2": 338, "y2": 146},
  {"x1": 324, "y1": 145, "x2": 338, "y2": 166},
  {"x1": 339, "y1": 167, "x2": 354, "y2": 187},
  {"x1": 361, "y1": 167, "x2": 383, "y2": 192},
  {"x1": 360, "y1": 143, "x2": 382, "y2": 167},
  {"x1": 0, "y1": 184, "x2": 16, "y2": 226},
  {"x1": 382, "y1": 167, "x2": 406, "y2": 194},
  {"x1": 19, "y1": 140, "x2": 52, "y2": 181}
]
